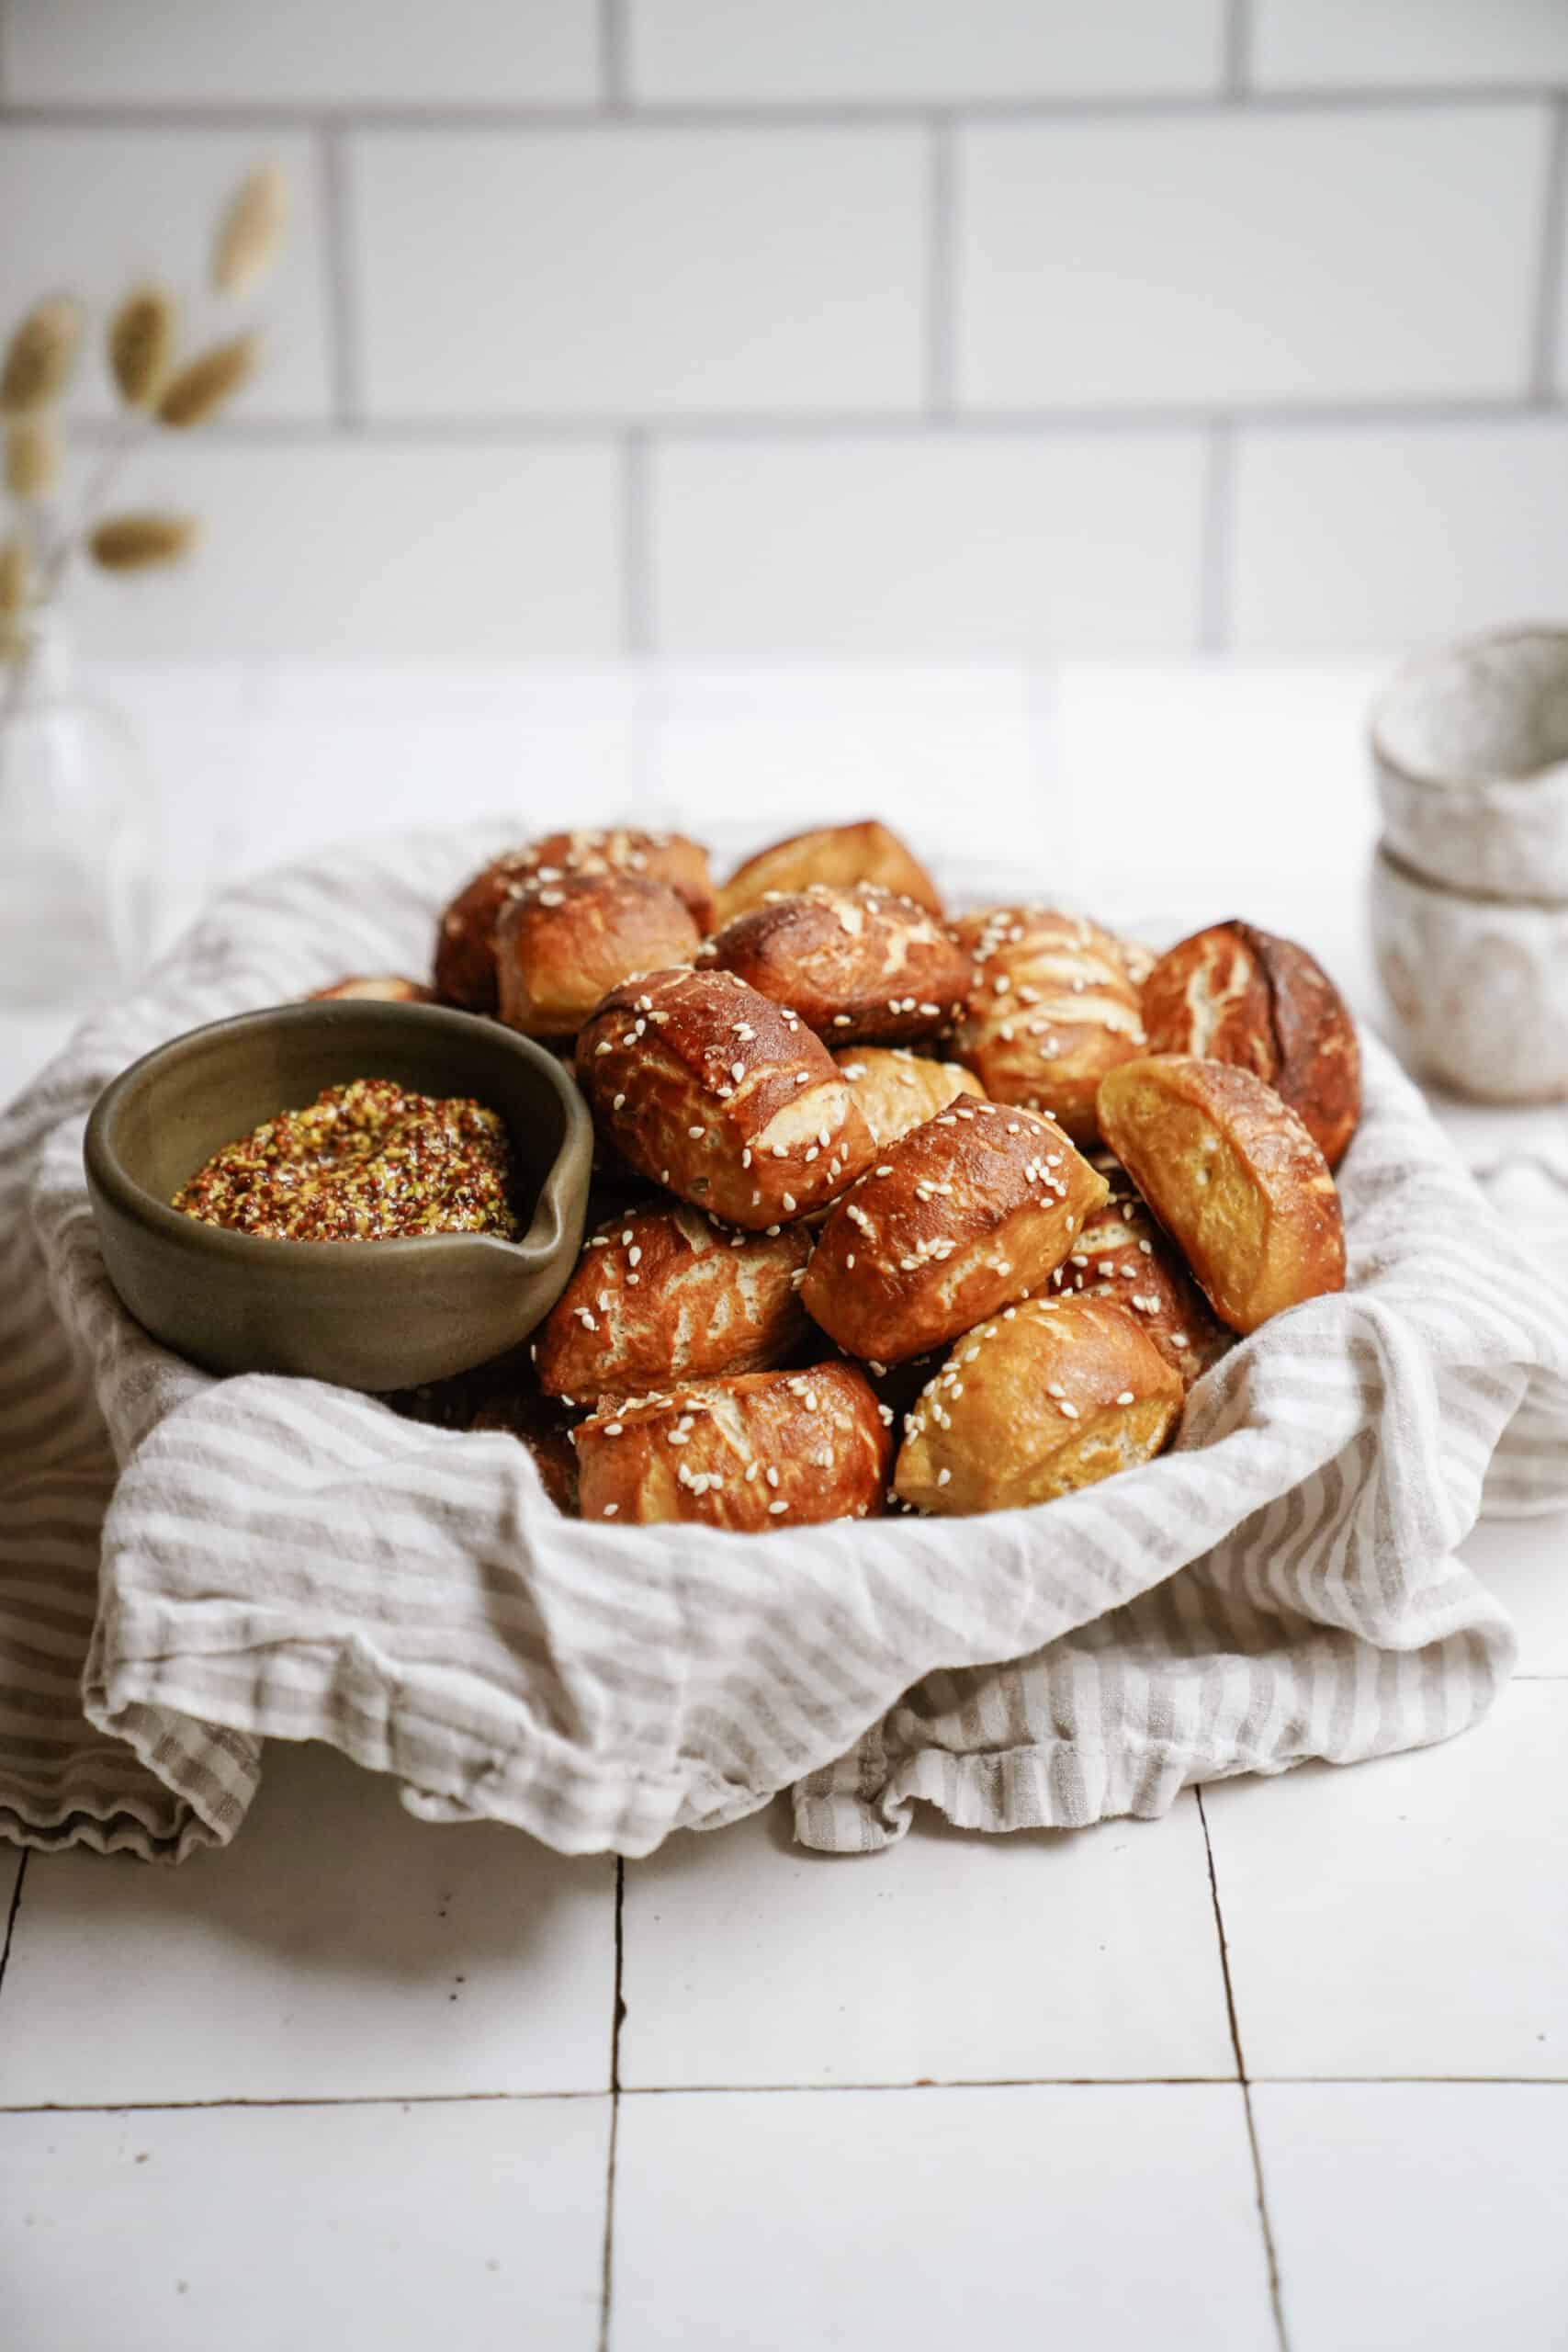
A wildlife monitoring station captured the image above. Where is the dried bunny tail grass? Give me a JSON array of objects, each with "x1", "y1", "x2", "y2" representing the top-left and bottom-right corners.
[
  {"x1": 108, "y1": 283, "x2": 177, "y2": 409},
  {"x1": 6, "y1": 413, "x2": 62, "y2": 500},
  {"x1": 0, "y1": 298, "x2": 83, "y2": 416},
  {"x1": 89, "y1": 512, "x2": 200, "y2": 571},
  {"x1": 156, "y1": 332, "x2": 261, "y2": 428},
  {"x1": 212, "y1": 160, "x2": 290, "y2": 297},
  {"x1": 0, "y1": 535, "x2": 29, "y2": 616}
]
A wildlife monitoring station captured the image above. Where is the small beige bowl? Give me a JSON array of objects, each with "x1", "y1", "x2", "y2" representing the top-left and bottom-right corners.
[
  {"x1": 1371, "y1": 626, "x2": 1568, "y2": 899},
  {"x1": 1370, "y1": 842, "x2": 1568, "y2": 1103},
  {"x1": 85, "y1": 1000, "x2": 593, "y2": 1391}
]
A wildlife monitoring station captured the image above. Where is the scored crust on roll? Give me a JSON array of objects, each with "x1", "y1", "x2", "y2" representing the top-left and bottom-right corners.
[
  {"x1": 494, "y1": 870, "x2": 701, "y2": 1039},
  {"x1": 1098, "y1": 1056, "x2": 1346, "y2": 1335},
  {"x1": 1051, "y1": 1162, "x2": 1228, "y2": 1388},
  {"x1": 834, "y1": 1046, "x2": 985, "y2": 1147},
  {"x1": 704, "y1": 883, "x2": 972, "y2": 1046},
  {"x1": 574, "y1": 967, "x2": 876, "y2": 1230},
  {"x1": 716, "y1": 820, "x2": 943, "y2": 927},
  {"x1": 953, "y1": 906, "x2": 1147, "y2": 1145},
  {"x1": 1140, "y1": 919, "x2": 1361, "y2": 1168},
  {"x1": 534, "y1": 1201, "x2": 812, "y2": 1398},
  {"x1": 894, "y1": 1295, "x2": 1183, "y2": 1517},
  {"x1": 307, "y1": 974, "x2": 434, "y2": 1003},
  {"x1": 434, "y1": 829, "x2": 715, "y2": 1012},
  {"x1": 573, "y1": 1361, "x2": 891, "y2": 1530},
  {"x1": 802, "y1": 1098, "x2": 1110, "y2": 1363}
]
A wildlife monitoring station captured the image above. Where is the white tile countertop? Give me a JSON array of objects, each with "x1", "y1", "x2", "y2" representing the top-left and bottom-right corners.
[{"x1": 1, "y1": 660, "x2": 1565, "y2": 2350}]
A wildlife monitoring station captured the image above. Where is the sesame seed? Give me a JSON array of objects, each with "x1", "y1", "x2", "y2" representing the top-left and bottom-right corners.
[
  {"x1": 769, "y1": 1500, "x2": 788, "y2": 1516},
  {"x1": 1115, "y1": 1391, "x2": 1134, "y2": 1406},
  {"x1": 1058, "y1": 1400, "x2": 1079, "y2": 1419},
  {"x1": 628, "y1": 1245, "x2": 642, "y2": 1266},
  {"x1": 732, "y1": 1061, "x2": 745, "y2": 1082},
  {"x1": 783, "y1": 1193, "x2": 797, "y2": 1212},
  {"x1": 688, "y1": 1125, "x2": 705, "y2": 1139},
  {"x1": 766, "y1": 1466, "x2": 780, "y2": 1488},
  {"x1": 602, "y1": 1503, "x2": 618, "y2": 1517}
]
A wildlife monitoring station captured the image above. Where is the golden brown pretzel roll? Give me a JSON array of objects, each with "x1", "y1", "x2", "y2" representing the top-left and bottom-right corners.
[
  {"x1": 717, "y1": 820, "x2": 942, "y2": 926},
  {"x1": 1098, "y1": 1057, "x2": 1346, "y2": 1335},
  {"x1": 1140, "y1": 920, "x2": 1361, "y2": 1168},
  {"x1": 494, "y1": 871, "x2": 701, "y2": 1039},
  {"x1": 953, "y1": 907, "x2": 1147, "y2": 1145},
  {"x1": 574, "y1": 1362, "x2": 890, "y2": 1530},
  {"x1": 1051, "y1": 1171, "x2": 1228, "y2": 1388},
  {"x1": 468, "y1": 1385, "x2": 582, "y2": 1516},
  {"x1": 705, "y1": 884, "x2": 971, "y2": 1046},
  {"x1": 308, "y1": 974, "x2": 434, "y2": 1003},
  {"x1": 535, "y1": 1202, "x2": 811, "y2": 1398},
  {"x1": 575, "y1": 967, "x2": 875, "y2": 1230},
  {"x1": 835, "y1": 1046, "x2": 984, "y2": 1146},
  {"x1": 894, "y1": 1295, "x2": 1183, "y2": 1516},
  {"x1": 434, "y1": 830, "x2": 715, "y2": 1012},
  {"x1": 802, "y1": 1100, "x2": 1109, "y2": 1363}
]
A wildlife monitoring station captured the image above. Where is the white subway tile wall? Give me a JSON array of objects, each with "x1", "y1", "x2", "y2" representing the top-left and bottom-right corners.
[{"x1": 0, "y1": 0, "x2": 1564, "y2": 659}]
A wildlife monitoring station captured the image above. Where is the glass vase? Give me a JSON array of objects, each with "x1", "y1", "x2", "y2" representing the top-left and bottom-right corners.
[{"x1": 0, "y1": 610, "x2": 152, "y2": 1010}]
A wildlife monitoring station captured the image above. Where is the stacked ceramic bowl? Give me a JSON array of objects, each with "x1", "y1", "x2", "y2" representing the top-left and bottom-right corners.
[{"x1": 1370, "y1": 627, "x2": 1568, "y2": 1102}]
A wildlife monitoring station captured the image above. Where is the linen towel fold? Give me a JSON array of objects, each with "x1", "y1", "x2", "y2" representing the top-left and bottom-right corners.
[{"x1": 2, "y1": 825, "x2": 1565, "y2": 1861}]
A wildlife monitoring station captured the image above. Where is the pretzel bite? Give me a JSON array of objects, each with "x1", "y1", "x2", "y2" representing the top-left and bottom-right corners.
[
  {"x1": 953, "y1": 907, "x2": 1147, "y2": 1144},
  {"x1": 494, "y1": 871, "x2": 701, "y2": 1040},
  {"x1": 1140, "y1": 919, "x2": 1361, "y2": 1168},
  {"x1": 575, "y1": 967, "x2": 875, "y2": 1230},
  {"x1": 717, "y1": 820, "x2": 942, "y2": 926},
  {"x1": 894, "y1": 1295, "x2": 1182, "y2": 1517},
  {"x1": 1051, "y1": 1173, "x2": 1228, "y2": 1388},
  {"x1": 705, "y1": 884, "x2": 971, "y2": 1046},
  {"x1": 835, "y1": 1046, "x2": 985, "y2": 1146},
  {"x1": 535, "y1": 1202, "x2": 812, "y2": 1397},
  {"x1": 1098, "y1": 1057, "x2": 1346, "y2": 1335},
  {"x1": 574, "y1": 1362, "x2": 890, "y2": 1530},
  {"x1": 802, "y1": 1100, "x2": 1109, "y2": 1363},
  {"x1": 308, "y1": 974, "x2": 434, "y2": 1003},
  {"x1": 434, "y1": 830, "x2": 715, "y2": 1012}
]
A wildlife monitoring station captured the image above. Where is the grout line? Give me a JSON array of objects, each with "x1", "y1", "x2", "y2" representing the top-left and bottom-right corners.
[
  {"x1": 1197, "y1": 1787, "x2": 1292, "y2": 2352},
  {"x1": 925, "y1": 115, "x2": 955, "y2": 415},
  {"x1": 0, "y1": 1850, "x2": 27, "y2": 2007},
  {"x1": 597, "y1": 1857, "x2": 627, "y2": 2352},
  {"x1": 1223, "y1": 0, "x2": 1252, "y2": 100},
  {"x1": 1199, "y1": 417, "x2": 1236, "y2": 652},
  {"x1": 62, "y1": 396, "x2": 1568, "y2": 451},
  {"x1": 0, "y1": 89, "x2": 1560, "y2": 132},
  {"x1": 0, "y1": 1, "x2": 9, "y2": 104},
  {"x1": 316, "y1": 121, "x2": 363, "y2": 429},
  {"x1": 599, "y1": 0, "x2": 628, "y2": 112},
  {"x1": 620, "y1": 431, "x2": 651, "y2": 657},
  {"x1": 2, "y1": 2073, "x2": 1563, "y2": 2120},
  {"x1": 1530, "y1": 98, "x2": 1568, "y2": 400}
]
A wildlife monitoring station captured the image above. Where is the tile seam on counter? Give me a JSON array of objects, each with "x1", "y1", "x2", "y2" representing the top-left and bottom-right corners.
[
  {"x1": 1196, "y1": 1787, "x2": 1292, "y2": 2352},
  {"x1": 598, "y1": 0, "x2": 626, "y2": 113},
  {"x1": 318, "y1": 119, "x2": 363, "y2": 428},
  {"x1": 1, "y1": 92, "x2": 1562, "y2": 132},
  {"x1": 0, "y1": 1851, "x2": 26, "y2": 2013},
  {"x1": 925, "y1": 117, "x2": 955, "y2": 414},
  {"x1": 1531, "y1": 97, "x2": 1568, "y2": 398},
  {"x1": 597, "y1": 1858, "x2": 626, "y2": 2352},
  {"x1": 3, "y1": 2076, "x2": 1564, "y2": 2119},
  {"x1": 1223, "y1": 0, "x2": 1253, "y2": 102},
  {"x1": 1200, "y1": 418, "x2": 1236, "y2": 652}
]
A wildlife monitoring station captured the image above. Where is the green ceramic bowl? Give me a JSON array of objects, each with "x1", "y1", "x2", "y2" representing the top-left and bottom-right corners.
[{"x1": 85, "y1": 1000, "x2": 593, "y2": 1392}]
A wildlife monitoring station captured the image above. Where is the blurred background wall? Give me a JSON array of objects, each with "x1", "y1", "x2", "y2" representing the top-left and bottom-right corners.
[{"x1": 3, "y1": 0, "x2": 1567, "y2": 664}]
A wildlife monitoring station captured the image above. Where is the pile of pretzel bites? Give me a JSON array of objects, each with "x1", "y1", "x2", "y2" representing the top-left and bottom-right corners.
[{"x1": 315, "y1": 820, "x2": 1359, "y2": 1530}]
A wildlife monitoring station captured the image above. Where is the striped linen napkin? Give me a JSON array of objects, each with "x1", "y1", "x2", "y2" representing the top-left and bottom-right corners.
[{"x1": 2, "y1": 825, "x2": 1565, "y2": 1861}]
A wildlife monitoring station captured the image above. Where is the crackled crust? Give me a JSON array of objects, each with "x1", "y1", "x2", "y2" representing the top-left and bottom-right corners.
[
  {"x1": 1097, "y1": 1056, "x2": 1346, "y2": 1335},
  {"x1": 574, "y1": 967, "x2": 875, "y2": 1230},
  {"x1": 833, "y1": 1046, "x2": 985, "y2": 1147},
  {"x1": 1140, "y1": 920, "x2": 1360, "y2": 1168},
  {"x1": 704, "y1": 883, "x2": 972, "y2": 1046},
  {"x1": 494, "y1": 871, "x2": 701, "y2": 1039},
  {"x1": 716, "y1": 820, "x2": 942, "y2": 926},
  {"x1": 308, "y1": 974, "x2": 434, "y2": 1003},
  {"x1": 434, "y1": 829, "x2": 715, "y2": 1012},
  {"x1": 801, "y1": 1098, "x2": 1109, "y2": 1363},
  {"x1": 535, "y1": 1201, "x2": 812, "y2": 1398},
  {"x1": 894, "y1": 1295, "x2": 1183, "y2": 1516},
  {"x1": 953, "y1": 906, "x2": 1147, "y2": 1145},
  {"x1": 573, "y1": 1361, "x2": 891, "y2": 1530},
  {"x1": 1052, "y1": 1162, "x2": 1229, "y2": 1388}
]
